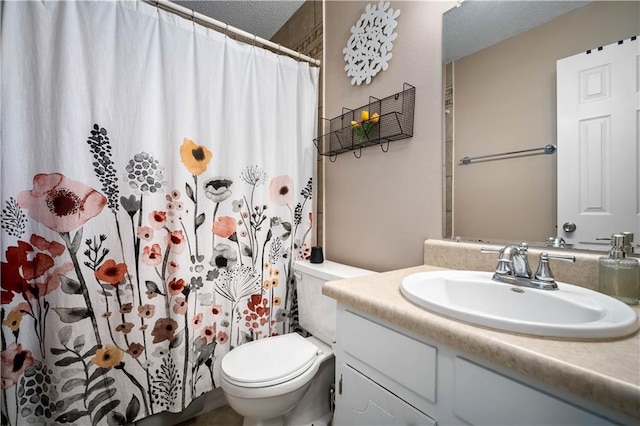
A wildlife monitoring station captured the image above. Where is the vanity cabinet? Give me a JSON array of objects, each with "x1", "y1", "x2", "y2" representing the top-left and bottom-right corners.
[{"x1": 333, "y1": 307, "x2": 625, "y2": 425}]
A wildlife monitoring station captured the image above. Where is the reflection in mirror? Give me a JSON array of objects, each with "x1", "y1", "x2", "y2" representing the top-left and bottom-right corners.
[{"x1": 442, "y1": 1, "x2": 639, "y2": 252}]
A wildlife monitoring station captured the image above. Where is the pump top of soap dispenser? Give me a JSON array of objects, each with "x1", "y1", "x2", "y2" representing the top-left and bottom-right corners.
[
  {"x1": 606, "y1": 234, "x2": 628, "y2": 259},
  {"x1": 621, "y1": 232, "x2": 634, "y2": 254}
]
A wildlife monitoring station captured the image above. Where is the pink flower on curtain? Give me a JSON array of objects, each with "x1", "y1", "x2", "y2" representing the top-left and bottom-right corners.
[
  {"x1": 166, "y1": 230, "x2": 186, "y2": 254},
  {"x1": 17, "y1": 173, "x2": 106, "y2": 233},
  {"x1": 148, "y1": 210, "x2": 167, "y2": 230},
  {"x1": 216, "y1": 331, "x2": 228, "y2": 344},
  {"x1": 1, "y1": 343, "x2": 35, "y2": 389},
  {"x1": 211, "y1": 304, "x2": 223, "y2": 317},
  {"x1": 137, "y1": 304, "x2": 156, "y2": 319},
  {"x1": 192, "y1": 313, "x2": 203, "y2": 328},
  {"x1": 269, "y1": 175, "x2": 294, "y2": 206},
  {"x1": 173, "y1": 297, "x2": 188, "y2": 315},
  {"x1": 137, "y1": 226, "x2": 154, "y2": 241},
  {"x1": 167, "y1": 260, "x2": 180, "y2": 275},
  {"x1": 200, "y1": 325, "x2": 216, "y2": 343},
  {"x1": 212, "y1": 216, "x2": 236, "y2": 239},
  {"x1": 142, "y1": 244, "x2": 162, "y2": 266}
]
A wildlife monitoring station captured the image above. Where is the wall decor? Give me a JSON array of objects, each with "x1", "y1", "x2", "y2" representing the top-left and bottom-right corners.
[
  {"x1": 343, "y1": 1, "x2": 401, "y2": 86},
  {"x1": 314, "y1": 83, "x2": 415, "y2": 160}
]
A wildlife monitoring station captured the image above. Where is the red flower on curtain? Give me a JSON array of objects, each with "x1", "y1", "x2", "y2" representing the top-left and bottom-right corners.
[
  {"x1": 1, "y1": 239, "x2": 70, "y2": 303},
  {"x1": 168, "y1": 278, "x2": 185, "y2": 296},
  {"x1": 94, "y1": 259, "x2": 128, "y2": 285},
  {"x1": 17, "y1": 173, "x2": 106, "y2": 233},
  {"x1": 244, "y1": 294, "x2": 270, "y2": 332}
]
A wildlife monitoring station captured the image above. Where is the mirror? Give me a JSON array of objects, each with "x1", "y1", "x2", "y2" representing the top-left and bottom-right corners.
[{"x1": 443, "y1": 0, "x2": 639, "y2": 251}]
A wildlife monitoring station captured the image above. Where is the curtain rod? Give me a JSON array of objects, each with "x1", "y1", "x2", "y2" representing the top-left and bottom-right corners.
[{"x1": 143, "y1": 0, "x2": 321, "y2": 67}]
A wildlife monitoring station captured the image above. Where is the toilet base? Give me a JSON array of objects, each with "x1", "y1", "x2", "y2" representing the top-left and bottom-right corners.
[
  {"x1": 282, "y1": 354, "x2": 334, "y2": 426},
  {"x1": 238, "y1": 346, "x2": 335, "y2": 426}
]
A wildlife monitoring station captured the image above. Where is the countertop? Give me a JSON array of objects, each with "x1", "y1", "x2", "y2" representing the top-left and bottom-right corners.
[{"x1": 323, "y1": 264, "x2": 640, "y2": 420}]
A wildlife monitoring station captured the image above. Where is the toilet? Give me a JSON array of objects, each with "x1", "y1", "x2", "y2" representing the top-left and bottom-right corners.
[{"x1": 220, "y1": 260, "x2": 374, "y2": 426}]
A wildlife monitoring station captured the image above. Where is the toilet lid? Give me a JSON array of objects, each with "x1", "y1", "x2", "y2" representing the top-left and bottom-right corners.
[{"x1": 221, "y1": 333, "x2": 318, "y2": 387}]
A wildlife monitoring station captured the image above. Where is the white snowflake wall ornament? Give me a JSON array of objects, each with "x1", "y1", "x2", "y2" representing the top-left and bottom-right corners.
[{"x1": 343, "y1": 1, "x2": 401, "y2": 86}]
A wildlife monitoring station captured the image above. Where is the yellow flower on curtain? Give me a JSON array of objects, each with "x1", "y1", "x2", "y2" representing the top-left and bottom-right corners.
[
  {"x1": 3, "y1": 311, "x2": 22, "y2": 332},
  {"x1": 180, "y1": 138, "x2": 212, "y2": 176},
  {"x1": 91, "y1": 345, "x2": 124, "y2": 368}
]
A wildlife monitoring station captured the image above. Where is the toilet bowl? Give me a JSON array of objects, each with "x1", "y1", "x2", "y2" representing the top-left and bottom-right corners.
[{"x1": 219, "y1": 260, "x2": 374, "y2": 426}]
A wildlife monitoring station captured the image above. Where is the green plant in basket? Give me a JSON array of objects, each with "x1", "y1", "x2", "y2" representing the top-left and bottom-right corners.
[{"x1": 351, "y1": 110, "x2": 380, "y2": 143}]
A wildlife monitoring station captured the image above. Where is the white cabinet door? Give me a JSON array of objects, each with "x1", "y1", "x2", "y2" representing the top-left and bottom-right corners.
[
  {"x1": 453, "y1": 357, "x2": 616, "y2": 426},
  {"x1": 334, "y1": 363, "x2": 436, "y2": 426},
  {"x1": 557, "y1": 37, "x2": 639, "y2": 250}
]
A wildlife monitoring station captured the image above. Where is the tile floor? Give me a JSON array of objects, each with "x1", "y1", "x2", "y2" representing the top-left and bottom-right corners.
[{"x1": 177, "y1": 404, "x2": 243, "y2": 426}]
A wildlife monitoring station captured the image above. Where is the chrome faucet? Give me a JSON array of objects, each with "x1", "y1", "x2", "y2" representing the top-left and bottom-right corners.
[{"x1": 481, "y1": 243, "x2": 575, "y2": 290}]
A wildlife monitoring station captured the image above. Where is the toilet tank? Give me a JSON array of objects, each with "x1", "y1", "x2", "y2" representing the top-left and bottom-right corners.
[{"x1": 294, "y1": 260, "x2": 374, "y2": 345}]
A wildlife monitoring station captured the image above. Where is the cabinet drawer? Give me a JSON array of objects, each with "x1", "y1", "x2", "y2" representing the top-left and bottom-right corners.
[
  {"x1": 338, "y1": 310, "x2": 437, "y2": 403},
  {"x1": 454, "y1": 357, "x2": 616, "y2": 425}
]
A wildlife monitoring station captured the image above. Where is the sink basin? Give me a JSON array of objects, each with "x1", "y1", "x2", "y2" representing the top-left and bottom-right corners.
[{"x1": 401, "y1": 270, "x2": 639, "y2": 339}]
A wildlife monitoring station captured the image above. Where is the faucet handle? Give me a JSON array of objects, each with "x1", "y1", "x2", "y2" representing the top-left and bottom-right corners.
[
  {"x1": 480, "y1": 247, "x2": 501, "y2": 254},
  {"x1": 534, "y1": 252, "x2": 576, "y2": 283}
]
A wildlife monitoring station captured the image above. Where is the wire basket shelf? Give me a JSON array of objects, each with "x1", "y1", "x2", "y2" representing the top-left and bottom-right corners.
[{"x1": 314, "y1": 83, "x2": 415, "y2": 160}]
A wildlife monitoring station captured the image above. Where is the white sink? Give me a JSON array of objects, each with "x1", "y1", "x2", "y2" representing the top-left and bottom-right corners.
[{"x1": 401, "y1": 270, "x2": 639, "y2": 339}]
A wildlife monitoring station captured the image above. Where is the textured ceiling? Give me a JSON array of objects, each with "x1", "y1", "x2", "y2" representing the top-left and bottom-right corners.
[
  {"x1": 171, "y1": 1, "x2": 593, "y2": 61},
  {"x1": 443, "y1": 1, "x2": 592, "y2": 63},
  {"x1": 174, "y1": 0, "x2": 305, "y2": 40}
]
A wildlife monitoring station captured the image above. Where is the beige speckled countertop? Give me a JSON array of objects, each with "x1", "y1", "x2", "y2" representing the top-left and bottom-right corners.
[{"x1": 323, "y1": 264, "x2": 640, "y2": 420}]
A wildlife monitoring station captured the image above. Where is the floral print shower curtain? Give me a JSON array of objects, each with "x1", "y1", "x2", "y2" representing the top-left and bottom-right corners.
[{"x1": 0, "y1": 1, "x2": 318, "y2": 424}]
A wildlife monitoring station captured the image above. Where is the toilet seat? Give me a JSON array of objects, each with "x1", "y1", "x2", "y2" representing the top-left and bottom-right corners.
[{"x1": 221, "y1": 333, "x2": 318, "y2": 388}]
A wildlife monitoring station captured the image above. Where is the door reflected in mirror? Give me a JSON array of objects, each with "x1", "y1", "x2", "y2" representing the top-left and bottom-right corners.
[{"x1": 443, "y1": 1, "x2": 639, "y2": 251}]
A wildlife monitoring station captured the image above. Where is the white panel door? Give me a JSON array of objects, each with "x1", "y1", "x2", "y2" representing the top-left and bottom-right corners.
[{"x1": 557, "y1": 37, "x2": 639, "y2": 250}]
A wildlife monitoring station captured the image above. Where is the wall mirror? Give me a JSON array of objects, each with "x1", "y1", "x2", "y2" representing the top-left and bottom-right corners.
[{"x1": 442, "y1": 0, "x2": 639, "y2": 252}]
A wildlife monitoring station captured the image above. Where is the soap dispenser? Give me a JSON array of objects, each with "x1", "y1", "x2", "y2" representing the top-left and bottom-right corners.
[{"x1": 599, "y1": 234, "x2": 639, "y2": 304}]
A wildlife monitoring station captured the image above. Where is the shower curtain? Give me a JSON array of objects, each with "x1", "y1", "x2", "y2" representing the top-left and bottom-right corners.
[{"x1": 0, "y1": 1, "x2": 318, "y2": 424}]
